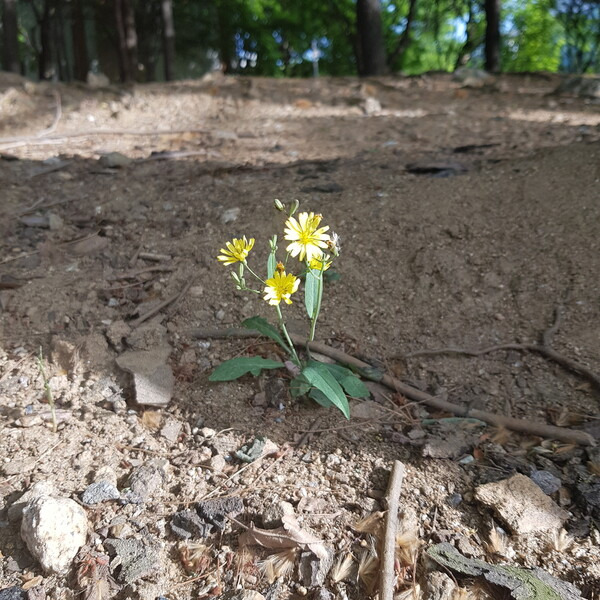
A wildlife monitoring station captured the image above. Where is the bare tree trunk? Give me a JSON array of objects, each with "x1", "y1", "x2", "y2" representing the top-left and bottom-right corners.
[
  {"x1": 2, "y1": 0, "x2": 20, "y2": 73},
  {"x1": 71, "y1": 0, "x2": 88, "y2": 81},
  {"x1": 484, "y1": 0, "x2": 501, "y2": 73},
  {"x1": 38, "y1": 0, "x2": 53, "y2": 79},
  {"x1": 356, "y1": 0, "x2": 387, "y2": 76},
  {"x1": 161, "y1": 0, "x2": 175, "y2": 80},
  {"x1": 114, "y1": 0, "x2": 137, "y2": 82}
]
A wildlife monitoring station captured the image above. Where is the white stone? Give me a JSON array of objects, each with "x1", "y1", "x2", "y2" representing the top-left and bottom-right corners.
[{"x1": 21, "y1": 496, "x2": 88, "y2": 574}]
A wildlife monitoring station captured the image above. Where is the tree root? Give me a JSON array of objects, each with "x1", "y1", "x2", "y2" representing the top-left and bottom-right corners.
[
  {"x1": 190, "y1": 325, "x2": 596, "y2": 447},
  {"x1": 403, "y1": 307, "x2": 600, "y2": 391}
]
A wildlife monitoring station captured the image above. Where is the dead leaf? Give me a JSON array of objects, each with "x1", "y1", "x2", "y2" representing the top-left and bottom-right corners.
[{"x1": 239, "y1": 513, "x2": 329, "y2": 561}]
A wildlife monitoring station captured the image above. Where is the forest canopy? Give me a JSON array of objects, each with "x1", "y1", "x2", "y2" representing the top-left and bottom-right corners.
[{"x1": 1, "y1": 0, "x2": 599, "y2": 83}]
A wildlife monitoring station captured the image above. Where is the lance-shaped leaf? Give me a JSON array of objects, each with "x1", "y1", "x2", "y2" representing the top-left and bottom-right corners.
[
  {"x1": 302, "y1": 363, "x2": 349, "y2": 418},
  {"x1": 209, "y1": 357, "x2": 284, "y2": 381},
  {"x1": 242, "y1": 316, "x2": 290, "y2": 353}
]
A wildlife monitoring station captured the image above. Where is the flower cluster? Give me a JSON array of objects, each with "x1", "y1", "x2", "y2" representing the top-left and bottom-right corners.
[{"x1": 216, "y1": 202, "x2": 336, "y2": 307}]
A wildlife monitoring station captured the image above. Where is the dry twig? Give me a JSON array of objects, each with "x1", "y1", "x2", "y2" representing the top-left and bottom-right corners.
[
  {"x1": 131, "y1": 280, "x2": 192, "y2": 328},
  {"x1": 381, "y1": 460, "x2": 405, "y2": 600},
  {"x1": 190, "y1": 327, "x2": 596, "y2": 446}
]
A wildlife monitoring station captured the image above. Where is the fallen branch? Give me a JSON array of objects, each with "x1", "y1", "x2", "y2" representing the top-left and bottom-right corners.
[
  {"x1": 190, "y1": 327, "x2": 596, "y2": 446},
  {"x1": 131, "y1": 280, "x2": 192, "y2": 328},
  {"x1": 404, "y1": 307, "x2": 600, "y2": 391},
  {"x1": 381, "y1": 460, "x2": 405, "y2": 600}
]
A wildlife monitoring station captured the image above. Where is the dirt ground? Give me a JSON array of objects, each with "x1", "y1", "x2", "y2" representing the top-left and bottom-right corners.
[{"x1": 0, "y1": 71, "x2": 599, "y2": 600}]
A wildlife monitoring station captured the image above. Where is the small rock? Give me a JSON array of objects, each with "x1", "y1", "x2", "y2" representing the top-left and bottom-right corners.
[
  {"x1": 104, "y1": 537, "x2": 160, "y2": 584},
  {"x1": 235, "y1": 437, "x2": 279, "y2": 463},
  {"x1": 299, "y1": 549, "x2": 334, "y2": 588},
  {"x1": 209, "y1": 455, "x2": 226, "y2": 472},
  {"x1": 221, "y1": 207, "x2": 240, "y2": 224},
  {"x1": 116, "y1": 346, "x2": 174, "y2": 407},
  {"x1": 530, "y1": 470, "x2": 562, "y2": 495},
  {"x1": 362, "y1": 96, "x2": 381, "y2": 115},
  {"x1": 47, "y1": 213, "x2": 64, "y2": 230},
  {"x1": 126, "y1": 322, "x2": 168, "y2": 351},
  {"x1": 426, "y1": 571, "x2": 456, "y2": 600},
  {"x1": 475, "y1": 473, "x2": 569, "y2": 534},
  {"x1": 8, "y1": 481, "x2": 57, "y2": 523},
  {"x1": 160, "y1": 419, "x2": 182, "y2": 444},
  {"x1": 98, "y1": 152, "x2": 132, "y2": 168},
  {"x1": 81, "y1": 481, "x2": 120, "y2": 505},
  {"x1": 123, "y1": 459, "x2": 169, "y2": 504},
  {"x1": 262, "y1": 501, "x2": 295, "y2": 529},
  {"x1": 171, "y1": 509, "x2": 209, "y2": 539},
  {"x1": 105, "y1": 320, "x2": 132, "y2": 352},
  {"x1": 200, "y1": 427, "x2": 216, "y2": 439},
  {"x1": 231, "y1": 592, "x2": 265, "y2": 600},
  {"x1": 21, "y1": 496, "x2": 88, "y2": 574},
  {"x1": 313, "y1": 590, "x2": 334, "y2": 600},
  {"x1": 94, "y1": 466, "x2": 118, "y2": 488},
  {"x1": 0, "y1": 587, "x2": 26, "y2": 600}
]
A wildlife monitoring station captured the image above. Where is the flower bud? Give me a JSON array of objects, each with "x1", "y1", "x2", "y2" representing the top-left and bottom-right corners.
[
  {"x1": 289, "y1": 199, "x2": 300, "y2": 216},
  {"x1": 274, "y1": 198, "x2": 285, "y2": 212}
]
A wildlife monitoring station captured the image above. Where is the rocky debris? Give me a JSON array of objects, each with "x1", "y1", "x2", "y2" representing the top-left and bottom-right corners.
[
  {"x1": 0, "y1": 587, "x2": 26, "y2": 600},
  {"x1": 298, "y1": 549, "x2": 334, "y2": 588},
  {"x1": 421, "y1": 429, "x2": 474, "y2": 459},
  {"x1": 573, "y1": 480, "x2": 600, "y2": 518},
  {"x1": 235, "y1": 437, "x2": 279, "y2": 463},
  {"x1": 554, "y1": 75, "x2": 600, "y2": 99},
  {"x1": 126, "y1": 321, "x2": 169, "y2": 351},
  {"x1": 530, "y1": 469, "x2": 562, "y2": 495},
  {"x1": 475, "y1": 474, "x2": 569, "y2": 534},
  {"x1": 171, "y1": 497, "x2": 244, "y2": 539},
  {"x1": 312, "y1": 590, "x2": 333, "y2": 600},
  {"x1": 116, "y1": 345, "x2": 174, "y2": 407},
  {"x1": 426, "y1": 571, "x2": 456, "y2": 600},
  {"x1": 453, "y1": 67, "x2": 495, "y2": 88},
  {"x1": 261, "y1": 501, "x2": 295, "y2": 529},
  {"x1": 230, "y1": 592, "x2": 265, "y2": 600},
  {"x1": 98, "y1": 152, "x2": 132, "y2": 168},
  {"x1": 105, "y1": 320, "x2": 132, "y2": 352},
  {"x1": 104, "y1": 537, "x2": 160, "y2": 584},
  {"x1": 122, "y1": 458, "x2": 169, "y2": 504},
  {"x1": 21, "y1": 496, "x2": 89, "y2": 574},
  {"x1": 8, "y1": 480, "x2": 57, "y2": 523},
  {"x1": 221, "y1": 207, "x2": 240, "y2": 224},
  {"x1": 159, "y1": 419, "x2": 182, "y2": 444},
  {"x1": 362, "y1": 96, "x2": 381, "y2": 115},
  {"x1": 81, "y1": 481, "x2": 121, "y2": 505}
]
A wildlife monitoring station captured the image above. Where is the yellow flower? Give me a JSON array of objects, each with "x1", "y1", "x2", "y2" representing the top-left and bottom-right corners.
[
  {"x1": 284, "y1": 212, "x2": 330, "y2": 262},
  {"x1": 217, "y1": 236, "x2": 255, "y2": 265},
  {"x1": 263, "y1": 271, "x2": 300, "y2": 306},
  {"x1": 308, "y1": 253, "x2": 332, "y2": 271}
]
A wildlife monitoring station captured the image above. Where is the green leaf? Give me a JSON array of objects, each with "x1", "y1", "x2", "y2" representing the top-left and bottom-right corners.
[
  {"x1": 309, "y1": 388, "x2": 333, "y2": 408},
  {"x1": 290, "y1": 375, "x2": 311, "y2": 398},
  {"x1": 242, "y1": 316, "x2": 290, "y2": 353},
  {"x1": 209, "y1": 357, "x2": 284, "y2": 381},
  {"x1": 304, "y1": 268, "x2": 321, "y2": 320},
  {"x1": 302, "y1": 363, "x2": 350, "y2": 419},
  {"x1": 267, "y1": 253, "x2": 276, "y2": 279},
  {"x1": 308, "y1": 362, "x2": 370, "y2": 399}
]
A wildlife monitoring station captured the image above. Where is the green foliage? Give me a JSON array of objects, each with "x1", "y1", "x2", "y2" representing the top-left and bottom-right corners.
[
  {"x1": 208, "y1": 357, "x2": 284, "y2": 381},
  {"x1": 242, "y1": 316, "x2": 290, "y2": 353},
  {"x1": 302, "y1": 363, "x2": 350, "y2": 419},
  {"x1": 304, "y1": 268, "x2": 321, "y2": 320},
  {"x1": 503, "y1": 0, "x2": 564, "y2": 72}
]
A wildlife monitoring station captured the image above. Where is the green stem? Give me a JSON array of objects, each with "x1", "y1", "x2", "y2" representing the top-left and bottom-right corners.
[
  {"x1": 244, "y1": 263, "x2": 266, "y2": 285},
  {"x1": 276, "y1": 305, "x2": 300, "y2": 365},
  {"x1": 37, "y1": 348, "x2": 57, "y2": 433}
]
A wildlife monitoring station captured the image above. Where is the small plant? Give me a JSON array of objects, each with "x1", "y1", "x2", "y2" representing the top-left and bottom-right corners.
[
  {"x1": 37, "y1": 347, "x2": 57, "y2": 433},
  {"x1": 210, "y1": 200, "x2": 369, "y2": 418}
]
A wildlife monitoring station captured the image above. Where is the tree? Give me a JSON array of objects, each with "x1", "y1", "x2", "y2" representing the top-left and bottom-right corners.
[
  {"x1": 71, "y1": 0, "x2": 88, "y2": 80},
  {"x1": 556, "y1": 0, "x2": 600, "y2": 72},
  {"x1": 161, "y1": 0, "x2": 175, "y2": 80},
  {"x1": 114, "y1": 0, "x2": 138, "y2": 82},
  {"x1": 356, "y1": 0, "x2": 387, "y2": 75},
  {"x1": 2, "y1": 0, "x2": 21, "y2": 73},
  {"x1": 484, "y1": 0, "x2": 501, "y2": 71}
]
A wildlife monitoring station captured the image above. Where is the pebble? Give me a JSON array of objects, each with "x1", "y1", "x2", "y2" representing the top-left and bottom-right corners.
[
  {"x1": 221, "y1": 207, "x2": 240, "y2": 224},
  {"x1": 98, "y1": 152, "x2": 132, "y2": 168},
  {"x1": 21, "y1": 496, "x2": 88, "y2": 574},
  {"x1": 475, "y1": 474, "x2": 569, "y2": 534},
  {"x1": 104, "y1": 537, "x2": 160, "y2": 584},
  {"x1": 0, "y1": 587, "x2": 26, "y2": 600},
  {"x1": 81, "y1": 481, "x2": 121, "y2": 505},
  {"x1": 8, "y1": 481, "x2": 57, "y2": 523},
  {"x1": 530, "y1": 469, "x2": 562, "y2": 495},
  {"x1": 123, "y1": 458, "x2": 169, "y2": 504}
]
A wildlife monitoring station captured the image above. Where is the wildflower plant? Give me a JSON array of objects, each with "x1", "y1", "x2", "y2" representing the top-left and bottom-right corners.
[{"x1": 210, "y1": 200, "x2": 369, "y2": 418}]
